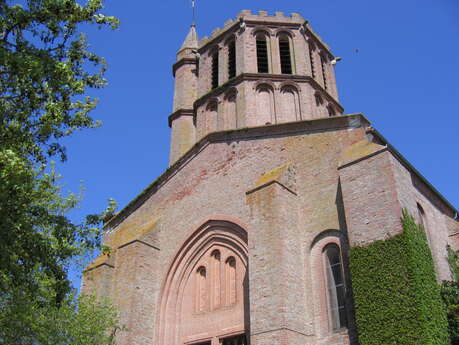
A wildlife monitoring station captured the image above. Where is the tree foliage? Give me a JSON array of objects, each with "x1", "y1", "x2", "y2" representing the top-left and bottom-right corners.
[
  {"x1": 0, "y1": 0, "x2": 120, "y2": 343},
  {"x1": 0, "y1": 0, "x2": 118, "y2": 298},
  {"x1": 0, "y1": 291, "x2": 120, "y2": 345},
  {"x1": 1, "y1": 0, "x2": 118, "y2": 163}
]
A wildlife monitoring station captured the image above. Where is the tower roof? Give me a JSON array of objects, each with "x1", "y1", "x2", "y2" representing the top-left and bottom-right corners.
[{"x1": 180, "y1": 24, "x2": 198, "y2": 51}]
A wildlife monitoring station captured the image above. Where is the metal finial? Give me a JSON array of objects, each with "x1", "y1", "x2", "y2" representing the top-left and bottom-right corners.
[{"x1": 191, "y1": 0, "x2": 196, "y2": 25}]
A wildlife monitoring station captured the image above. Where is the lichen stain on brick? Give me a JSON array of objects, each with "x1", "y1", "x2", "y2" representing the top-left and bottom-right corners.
[{"x1": 255, "y1": 164, "x2": 291, "y2": 189}]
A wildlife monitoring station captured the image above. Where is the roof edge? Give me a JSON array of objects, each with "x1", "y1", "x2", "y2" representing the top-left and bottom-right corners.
[
  {"x1": 367, "y1": 127, "x2": 459, "y2": 219},
  {"x1": 105, "y1": 114, "x2": 369, "y2": 229}
]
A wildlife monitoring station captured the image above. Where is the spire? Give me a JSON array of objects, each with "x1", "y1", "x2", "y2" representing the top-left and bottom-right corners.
[{"x1": 180, "y1": 24, "x2": 198, "y2": 51}]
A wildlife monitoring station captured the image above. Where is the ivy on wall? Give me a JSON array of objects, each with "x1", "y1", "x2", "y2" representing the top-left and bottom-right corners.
[
  {"x1": 349, "y1": 210, "x2": 449, "y2": 345},
  {"x1": 441, "y1": 246, "x2": 459, "y2": 344}
]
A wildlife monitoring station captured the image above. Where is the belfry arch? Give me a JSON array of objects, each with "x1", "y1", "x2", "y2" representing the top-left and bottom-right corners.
[{"x1": 156, "y1": 220, "x2": 249, "y2": 345}]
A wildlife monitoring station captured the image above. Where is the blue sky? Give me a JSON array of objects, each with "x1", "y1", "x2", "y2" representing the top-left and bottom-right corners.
[{"x1": 62, "y1": 0, "x2": 459, "y2": 287}]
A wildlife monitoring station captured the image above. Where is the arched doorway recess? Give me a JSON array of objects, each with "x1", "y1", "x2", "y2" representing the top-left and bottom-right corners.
[{"x1": 156, "y1": 220, "x2": 249, "y2": 345}]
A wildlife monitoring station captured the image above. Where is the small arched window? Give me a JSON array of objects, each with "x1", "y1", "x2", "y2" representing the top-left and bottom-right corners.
[
  {"x1": 417, "y1": 203, "x2": 426, "y2": 229},
  {"x1": 196, "y1": 266, "x2": 207, "y2": 312},
  {"x1": 256, "y1": 33, "x2": 270, "y2": 73},
  {"x1": 211, "y1": 49, "x2": 219, "y2": 89},
  {"x1": 225, "y1": 256, "x2": 237, "y2": 306},
  {"x1": 228, "y1": 39, "x2": 236, "y2": 79},
  {"x1": 417, "y1": 203, "x2": 433, "y2": 247},
  {"x1": 323, "y1": 244, "x2": 347, "y2": 331},
  {"x1": 278, "y1": 34, "x2": 293, "y2": 74}
]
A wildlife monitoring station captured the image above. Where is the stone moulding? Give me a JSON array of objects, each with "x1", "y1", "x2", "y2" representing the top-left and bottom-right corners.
[
  {"x1": 155, "y1": 219, "x2": 248, "y2": 345},
  {"x1": 193, "y1": 73, "x2": 343, "y2": 112}
]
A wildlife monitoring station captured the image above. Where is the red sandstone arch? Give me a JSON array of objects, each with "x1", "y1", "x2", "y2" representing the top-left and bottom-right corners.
[{"x1": 156, "y1": 220, "x2": 249, "y2": 345}]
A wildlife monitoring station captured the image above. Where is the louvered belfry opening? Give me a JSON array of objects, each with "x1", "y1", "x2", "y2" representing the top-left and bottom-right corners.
[
  {"x1": 279, "y1": 36, "x2": 292, "y2": 74},
  {"x1": 320, "y1": 53, "x2": 328, "y2": 90},
  {"x1": 211, "y1": 51, "x2": 219, "y2": 89},
  {"x1": 309, "y1": 44, "x2": 316, "y2": 79},
  {"x1": 256, "y1": 35, "x2": 269, "y2": 73},
  {"x1": 228, "y1": 40, "x2": 236, "y2": 79}
]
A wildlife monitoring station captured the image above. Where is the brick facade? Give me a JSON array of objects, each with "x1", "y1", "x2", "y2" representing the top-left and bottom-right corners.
[{"x1": 82, "y1": 10, "x2": 459, "y2": 345}]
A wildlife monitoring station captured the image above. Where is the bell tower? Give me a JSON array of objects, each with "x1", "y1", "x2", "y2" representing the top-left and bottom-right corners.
[{"x1": 168, "y1": 10, "x2": 343, "y2": 165}]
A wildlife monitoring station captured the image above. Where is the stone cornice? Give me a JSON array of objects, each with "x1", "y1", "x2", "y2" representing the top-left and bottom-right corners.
[
  {"x1": 172, "y1": 58, "x2": 197, "y2": 77},
  {"x1": 105, "y1": 114, "x2": 369, "y2": 229},
  {"x1": 194, "y1": 73, "x2": 343, "y2": 112},
  {"x1": 168, "y1": 109, "x2": 194, "y2": 127}
]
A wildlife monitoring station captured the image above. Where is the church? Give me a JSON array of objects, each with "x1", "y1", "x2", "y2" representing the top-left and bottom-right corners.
[{"x1": 83, "y1": 10, "x2": 459, "y2": 345}]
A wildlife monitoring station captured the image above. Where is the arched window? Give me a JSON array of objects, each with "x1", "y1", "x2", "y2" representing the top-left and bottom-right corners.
[
  {"x1": 417, "y1": 203, "x2": 426, "y2": 229},
  {"x1": 211, "y1": 49, "x2": 219, "y2": 89},
  {"x1": 256, "y1": 33, "x2": 269, "y2": 73},
  {"x1": 211, "y1": 250, "x2": 221, "y2": 309},
  {"x1": 228, "y1": 39, "x2": 236, "y2": 79},
  {"x1": 323, "y1": 244, "x2": 347, "y2": 331},
  {"x1": 278, "y1": 85, "x2": 300, "y2": 123},
  {"x1": 278, "y1": 34, "x2": 293, "y2": 74},
  {"x1": 225, "y1": 256, "x2": 237, "y2": 306},
  {"x1": 196, "y1": 266, "x2": 207, "y2": 313},
  {"x1": 224, "y1": 92, "x2": 237, "y2": 130},
  {"x1": 255, "y1": 84, "x2": 275, "y2": 126},
  {"x1": 417, "y1": 203, "x2": 433, "y2": 246}
]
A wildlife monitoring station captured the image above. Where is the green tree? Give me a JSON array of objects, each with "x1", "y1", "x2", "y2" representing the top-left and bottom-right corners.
[
  {"x1": 0, "y1": 0, "x2": 120, "y2": 343},
  {"x1": 0, "y1": 291, "x2": 121, "y2": 345}
]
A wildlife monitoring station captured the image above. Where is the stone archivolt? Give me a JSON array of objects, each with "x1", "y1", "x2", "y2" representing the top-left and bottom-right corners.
[{"x1": 156, "y1": 220, "x2": 248, "y2": 345}]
